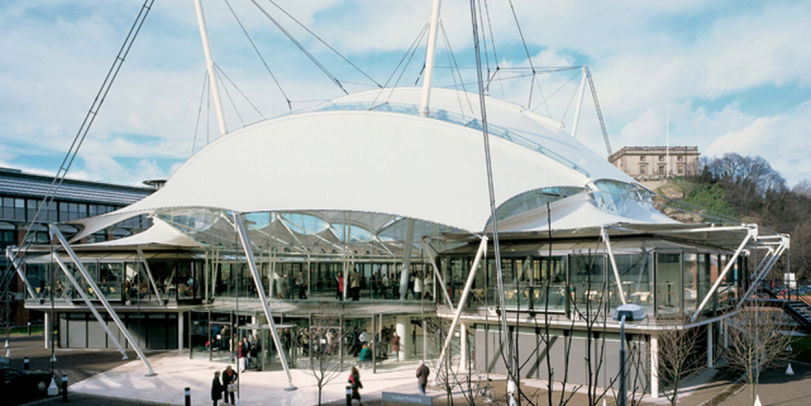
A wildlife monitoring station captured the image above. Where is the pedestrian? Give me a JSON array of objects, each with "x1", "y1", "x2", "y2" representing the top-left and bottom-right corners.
[
  {"x1": 249, "y1": 343, "x2": 258, "y2": 370},
  {"x1": 336, "y1": 271, "x2": 344, "y2": 300},
  {"x1": 391, "y1": 331, "x2": 400, "y2": 360},
  {"x1": 211, "y1": 371, "x2": 224, "y2": 406},
  {"x1": 381, "y1": 272, "x2": 390, "y2": 298},
  {"x1": 359, "y1": 343, "x2": 372, "y2": 369},
  {"x1": 295, "y1": 270, "x2": 307, "y2": 299},
  {"x1": 238, "y1": 337, "x2": 248, "y2": 372},
  {"x1": 413, "y1": 271, "x2": 423, "y2": 299},
  {"x1": 350, "y1": 268, "x2": 361, "y2": 301},
  {"x1": 221, "y1": 365, "x2": 238, "y2": 405},
  {"x1": 348, "y1": 366, "x2": 363, "y2": 405},
  {"x1": 416, "y1": 360, "x2": 430, "y2": 395}
]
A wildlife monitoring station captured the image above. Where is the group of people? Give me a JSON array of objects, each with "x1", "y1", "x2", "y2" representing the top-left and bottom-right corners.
[
  {"x1": 237, "y1": 335, "x2": 262, "y2": 372},
  {"x1": 273, "y1": 270, "x2": 308, "y2": 299},
  {"x1": 335, "y1": 269, "x2": 434, "y2": 300},
  {"x1": 210, "y1": 365, "x2": 238, "y2": 405}
]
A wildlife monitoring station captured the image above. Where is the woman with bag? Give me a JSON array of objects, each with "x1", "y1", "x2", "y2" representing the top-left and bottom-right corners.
[
  {"x1": 348, "y1": 366, "x2": 363, "y2": 405},
  {"x1": 221, "y1": 365, "x2": 238, "y2": 405}
]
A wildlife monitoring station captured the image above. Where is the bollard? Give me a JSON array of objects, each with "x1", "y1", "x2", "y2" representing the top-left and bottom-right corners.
[
  {"x1": 61, "y1": 374, "x2": 68, "y2": 402},
  {"x1": 23, "y1": 357, "x2": 30, "y2": 370},
  {"x1": 184, "y1": 387, "x2": 191, "y2": 406},
  {"x1": 28, "y1": 322, "x2": 32, "y2": 335},
  {"x1": 346, "y1": 385, "x2": 352, "y2": 406}
]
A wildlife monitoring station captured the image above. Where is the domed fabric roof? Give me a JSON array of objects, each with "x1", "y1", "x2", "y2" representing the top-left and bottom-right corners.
[{"x1": 70, "y1": 87, "x2": 649, "y2": 239}]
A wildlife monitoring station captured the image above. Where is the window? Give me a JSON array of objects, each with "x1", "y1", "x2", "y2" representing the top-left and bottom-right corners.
[
  {"x1": 639, "y1": 156, "x2": 646, "y2": 161},
  {"x1": 656, "y1": 253, "x2": 681, "y2": 316},
  {"x1": 658, "y1": 165, "x2": 665, "y2": 174},
  {"x1": 658, "y1": 155, "x2": 664, "y2": 161}
]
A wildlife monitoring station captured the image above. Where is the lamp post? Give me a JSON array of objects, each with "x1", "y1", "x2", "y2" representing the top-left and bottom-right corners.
[{"x1": 613, "y1": 304, "x2": 646, "y2": 406}]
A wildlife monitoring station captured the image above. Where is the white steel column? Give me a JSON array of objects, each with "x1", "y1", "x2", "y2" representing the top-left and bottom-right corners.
[
  {"x1": 418, "y1": 0, "x2": 442, "y2": 117},
  {"x1": 193, "y1": 0, "x2": 227, "y2": 136},
  {"x1": 396, "y1": 317, "x2": 409, "y2": 361},
  {"x1": 136, "y1": 246, "x2": 162, "y2": 302},
  {"x1": 433, "y1": 236, "x2": 487, "y2": 384},
  {"x1": 421, "y1": 238, "x2": 454, "y2": 310},
  {"x1": 50, "y1": 226, "x2": 156, "y2": 376},
  {"x1": 5, "y1": 248, "x2": 38, "y2": 301},
  {"x1": 233, "y1": 213, "x2": 296, "y2": 390},
  {"x1": 691, "y1": 230, "x2": 754, "y2": 321},
  {"x1": 399, "y1": 219, "x2": 416, "y2": 300},
  {"x1": 44, "y1": 312, "x2": 49, "y2": 349},
  {"x1": 51, "y1": 253, "x2": 128, "y2": 358},
  {"x1": 601, "y1": 226, "x2": 627, "y2": 305},
  {"x1": 707, "y1": 324, "x2": 713, "y2": 368},
  {"x1": 570, "y1": 66, "x2": 588, "y2": 139},
  {"x1": 459, "y1": 322, "x2": 467, "y2": 371},
  {"x1": 178, "y1": 312, "x2": 184, "y2": 351},
  {"x1": 650, "y1": 333, "x2": 659, "y2": 398}
]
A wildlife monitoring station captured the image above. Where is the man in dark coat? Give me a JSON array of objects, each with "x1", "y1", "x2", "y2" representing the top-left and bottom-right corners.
[
  {"x1": 221, "y1": 365, "x2": 238, "y2": 405},
  {"x1": 211, "y1": 371, "x2": 223, "y2": 406},
  {"x1": 416, "y1": 360, "x2": 430, "y2": 396}
]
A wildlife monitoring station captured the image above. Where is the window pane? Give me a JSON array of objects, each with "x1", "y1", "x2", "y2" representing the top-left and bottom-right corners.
[{"x1": 656, "y1": 253, "x2": 681, "y2": 316}]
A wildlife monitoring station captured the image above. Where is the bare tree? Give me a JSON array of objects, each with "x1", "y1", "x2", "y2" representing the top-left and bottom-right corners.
[
  {"x1": 306, "y1": 314, "x2": 344, "y2": 406},
  {"x1": 657, "y1": 319, "x2": 700, "y2": 406},
  {"x1": 726, "y1": 304, "x2": 793, "y2": 405}
]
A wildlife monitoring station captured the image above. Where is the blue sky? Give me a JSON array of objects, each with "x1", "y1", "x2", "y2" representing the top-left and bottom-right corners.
[{"x1": 1, "y1": 0, "x2": 810, "y2": 187}]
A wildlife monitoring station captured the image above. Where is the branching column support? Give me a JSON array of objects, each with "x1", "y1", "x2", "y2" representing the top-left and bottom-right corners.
[
  {"x1": 432, "y1": 236, "x2": 487, "y2": 385},
  {"x1": 399, "y1": 219, "x2": 416, "y2": 300},
  {"x1": 49, "y1": 225, "x2": 156, "y2": 376},
  {"x1": 51, "y1": 253, "x2": 128, "y2": 358},
  {"x1": 233, "y1": 213, "x2": 296, "y2": 391},
  {"x1": 570, "y1": 65, "x2": 588, "y2": 139},
  {"x1": 691, "y1": 229, "x2": 755, "y2": 322},
  {"x1": 736, "y1": 236, "x2": 789, "y2": 310},
  {"x1": 601, "y1": 226, "x2": 627, "y2": 305},
  {"x1": 136, "y1": 246, "x2": 163, "y2": 303},
  {"x1": 4, "y1": 248, "x2": 38, "y2": 302},
  {"x1": 193, "y1": 0, "x2": 227, "y2": 136},
  {"x1": 421, "y1": 237, "x2": 454, "y2": 311}
]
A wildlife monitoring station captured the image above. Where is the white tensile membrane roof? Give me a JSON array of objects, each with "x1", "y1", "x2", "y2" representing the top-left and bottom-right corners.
[{"x1": 69, "y1": 87, "x2": 671, "y2": 246}]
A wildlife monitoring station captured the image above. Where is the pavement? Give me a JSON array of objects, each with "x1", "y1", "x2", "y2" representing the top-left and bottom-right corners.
[{"x1": 7, "y1": 333, "x2": 811, "y2": 405}]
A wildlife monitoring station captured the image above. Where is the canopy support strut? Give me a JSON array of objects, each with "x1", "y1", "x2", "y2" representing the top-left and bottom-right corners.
[
  {"x1": 233, "y1": 213, "x2": 296, "y2": 391},
  {"x1": 51, "y1": 253, "x2": 128, "y2": 359},
  {"x1": 601, "y1": 226, "x2": 627, "y2": 305},
  {"x1": 136, "y1": 246, "x2": 163, "y2": 303},
  {"x1": 49, "y1": 225, "x2": 156, "y2": 376},
  {"x1": 433, "y1": 236, "x2": 487, "y2": 385},
  {"x1": 691, "y1": 229, "x2": 754, "y2": 322}
]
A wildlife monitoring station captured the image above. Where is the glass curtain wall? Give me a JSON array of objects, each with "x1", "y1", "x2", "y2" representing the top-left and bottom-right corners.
[
  {"x1": 569, "y1": 254, "x2": 606, "y2": 317},
  {"x1": 614, "y1": 253, "x2": 653, "y2": 315},
  {"x1": 656, "y1": 253, "x2": 681, "y2": 316}
]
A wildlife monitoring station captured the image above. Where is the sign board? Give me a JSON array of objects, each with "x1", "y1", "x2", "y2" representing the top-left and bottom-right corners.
[
  {"x1": 381, "y1": 392, "x2": 432, "y2": 405},
  {"x1": 785, "y1": 273, "x2": 797, "y2": 289}
]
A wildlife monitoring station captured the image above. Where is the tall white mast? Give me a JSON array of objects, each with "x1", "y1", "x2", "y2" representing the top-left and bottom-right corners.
[
  {"x1": 194, "y1": 0, "x2": 228, "y2": 136},
  {"x1": 419, "y1": 0, "x2": 442, "y2": 117},
  {"x1": 666, "y1": 105, "x2": 670, "y2": 177},
  {"x1": 570, "y1": 65, "x2": 588, "y2": 139}
]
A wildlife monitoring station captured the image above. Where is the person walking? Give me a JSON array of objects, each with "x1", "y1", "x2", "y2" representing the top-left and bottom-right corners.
[
  {"x1": 211, "y1": 371, "x2": 224, "y2": 406},
  {"x1": 348, "y1": 366, "x2": 363, "y2": 405},
  {"x1": 391, "y1": 331, "x2": 400, "y2": 360},
  {"x1": 413, "y1": 271, "x2": 423, "y2": 300},
  {"x1": 416, "y1": 360, "x2": 430, "y2": 396},
  {"x1": 336, "y1": 271, "x2": 344, "y2": 300},
  {"x1": 221, "y1": 365, "x2": 238, "y2": 405},
  {"x1": 350, "y1": 268, "x2": 361, "y2": 301}
]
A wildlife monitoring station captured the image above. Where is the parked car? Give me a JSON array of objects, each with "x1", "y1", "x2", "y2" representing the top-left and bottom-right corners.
[{"x1": 0, "y1": 366, "x2": 53, "y2": 401}]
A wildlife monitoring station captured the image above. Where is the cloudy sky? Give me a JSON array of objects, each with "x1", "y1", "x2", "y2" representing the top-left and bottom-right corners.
[{"x1": 1, "y1": 0, "x2": 809, "y2": 187}]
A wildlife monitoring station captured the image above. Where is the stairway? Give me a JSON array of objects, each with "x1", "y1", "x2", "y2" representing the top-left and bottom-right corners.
[{"x1": 784, "y1": 300, "x2": 811, "y2": 331}]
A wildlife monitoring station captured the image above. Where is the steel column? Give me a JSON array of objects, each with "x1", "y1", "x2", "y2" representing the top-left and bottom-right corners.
[
  {"x1": 49, "y1": 225, "x2": 155, "y2": 376},
  {"x1": 51, "y1": 253, "x2": 128, "y2": 358},
  {"x1": 421, "y1": 238, "x2": 454, "y2": 310},
  {"x1": 601, "y1": 227, "x2": 627, "y2": 305},
  {"x1": 136, "y1": 246, "x2": 163, "y2": 302},
  {"x1": 233, "y1": 213, "x2": 296, "y2": 390},
  {"x1": 433, "y1": 236, "x2": 487, "y2": 384},
  {"x1": 4, "y1": 248, "x2": 38, "y2": 301},
  {"x1": 691, "y1": 230, "x2": 753, "y2": 321}
]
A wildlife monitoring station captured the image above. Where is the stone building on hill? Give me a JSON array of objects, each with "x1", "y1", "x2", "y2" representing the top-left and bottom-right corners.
[{"x1": 608, "y1": 146, "x2": 700, "y2": 181}]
